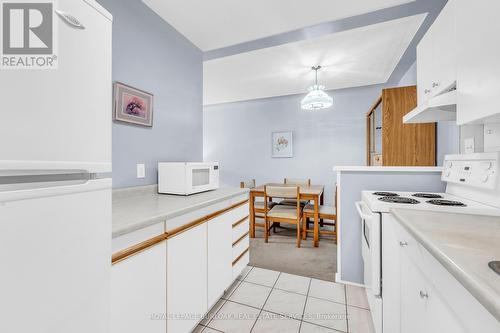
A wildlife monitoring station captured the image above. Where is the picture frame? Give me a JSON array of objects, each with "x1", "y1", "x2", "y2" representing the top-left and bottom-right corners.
[
  {"x1": 272, "y1": 131, "x2": 293, "y2": 158},
  {"x1": 113, "y1": 82, "x2": 154, "y2": 127}
]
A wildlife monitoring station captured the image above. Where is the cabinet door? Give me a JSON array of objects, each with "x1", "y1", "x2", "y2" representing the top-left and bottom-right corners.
[
  {"x1": 167, "y1": 224, "x2": 208, "y2": 333},
  {"x1": 111, "y1": 243, "x2": 167, "y2": 333},
  {"x1": 400, "y1": 253, "x2": 427, "y2": 333},
  {"x1": 208, "y1": 215, "x2": 233, "y2": 308},
  {"x1": 431, "y1": 0, "x2": 457, "y2": 94},
  {"x1": 425, "y1": 284, "x2": 467, "y2": 333},
  {"x1": 456, "y1": 0, "x2": 500, "y2": 124},
  {"x1": 416, "y1": 32, "x2": 434, "y2": 105},
  {"x1": 382, "y1": 215, "x2": 401, "y2": 333}
]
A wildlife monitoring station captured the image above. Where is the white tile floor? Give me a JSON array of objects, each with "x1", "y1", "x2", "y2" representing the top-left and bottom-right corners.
[{"x1": 193, "y1": 266, "x2": 375, "y2": 333}]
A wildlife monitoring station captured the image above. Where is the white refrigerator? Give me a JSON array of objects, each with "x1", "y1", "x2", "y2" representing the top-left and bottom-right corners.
[{"x1": 0, "y1": 1, "x2": 113, "y2": 332}]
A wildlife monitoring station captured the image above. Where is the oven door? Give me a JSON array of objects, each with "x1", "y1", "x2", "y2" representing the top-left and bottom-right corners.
[
  {"x1": 186, "y1": 164, "x2": 218, "y2": 194},
  {"x1": 355, "y1": 201, "x2": 381, "y2": 297}
]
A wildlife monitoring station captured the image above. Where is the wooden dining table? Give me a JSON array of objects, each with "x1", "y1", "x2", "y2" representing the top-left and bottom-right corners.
[{"x1": 249, "y1": 183, "x2": 325, "y2": 247}]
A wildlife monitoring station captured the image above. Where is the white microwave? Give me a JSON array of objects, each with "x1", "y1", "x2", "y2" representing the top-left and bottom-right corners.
[{"x1": 158, "y1": 162, "x2": 219, "y2": 195}]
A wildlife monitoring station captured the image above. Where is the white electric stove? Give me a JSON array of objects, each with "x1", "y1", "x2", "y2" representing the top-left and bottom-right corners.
[{"x1": 355, "y1": 152, "x2": 500, "y2": 333}]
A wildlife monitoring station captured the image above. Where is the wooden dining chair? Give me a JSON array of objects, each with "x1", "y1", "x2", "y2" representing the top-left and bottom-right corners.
[
  {"x1": 264, "y1": 185, "x2": 304, "y2": 248},
  {"x1": 280, "y1": 178, "x2": 311, "y2": 207},
  {"x1": 241, "y1": 179, "x2": 276, "y2": 232},
  {"x1": 302, "y1": 185, "x2": 338, "y2": 245}
]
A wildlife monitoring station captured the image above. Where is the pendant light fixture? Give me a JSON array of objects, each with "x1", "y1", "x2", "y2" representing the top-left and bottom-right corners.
[{"x1": 301, "y1": 66, "x2": 333, "y2": 111}]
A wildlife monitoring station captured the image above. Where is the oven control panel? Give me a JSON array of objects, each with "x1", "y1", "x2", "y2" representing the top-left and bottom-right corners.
[{"x1": 442, "y1": 152, "x2": 499, "y2": 190}]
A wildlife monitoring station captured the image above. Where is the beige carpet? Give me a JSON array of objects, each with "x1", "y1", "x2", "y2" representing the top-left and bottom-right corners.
[{"x1": 249, "y1": 219, "x2": 337, "y2": 282}]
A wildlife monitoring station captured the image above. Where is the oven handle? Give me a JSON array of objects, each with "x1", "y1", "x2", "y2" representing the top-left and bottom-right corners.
[{"x1": 355, "y1": 201, "x2": 374, "y2": 220}]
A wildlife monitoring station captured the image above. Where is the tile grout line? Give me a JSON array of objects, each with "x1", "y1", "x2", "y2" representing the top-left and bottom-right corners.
[
  {"x1": 249, "y1": 271, "x2": 282, "y2": 333},
  {"x1": 298, "y1": 277, "x2": 313, "y2": 332}
]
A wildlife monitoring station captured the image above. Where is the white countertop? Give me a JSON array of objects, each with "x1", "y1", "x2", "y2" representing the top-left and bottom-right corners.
[
  {"x1": 391, "y1": 208, "x2": 500, "y2": 321},
  {"x1": 334, "y1": 166, "x2": 443, "y2": 172},
  {"x1": 112, "y1": 185, "x2": 249, "y2": 238}
]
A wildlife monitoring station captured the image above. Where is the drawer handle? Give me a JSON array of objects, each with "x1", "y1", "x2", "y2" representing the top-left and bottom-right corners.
[
  {"x1": 432, "y1": 82, "x2": 440, "y2": 88},
  {"x1": 424, "y1": 89, "x2": 431, "y2": 94},
  {"x1": 419, "y1": 291, "x2": 429, "y2": 299},
  {"x1": 399, "y1": 241, "x2": 408, "y2": 247}
]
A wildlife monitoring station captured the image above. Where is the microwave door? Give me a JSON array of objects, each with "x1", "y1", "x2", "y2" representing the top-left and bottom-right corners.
[{"x1": 188, "y1": 166, "x2": 212, "y2": 192}]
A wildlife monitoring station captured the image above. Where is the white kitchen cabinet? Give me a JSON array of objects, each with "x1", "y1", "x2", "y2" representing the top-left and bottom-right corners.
[
  {"x1": 456, "y1": 0, "x2": 500, "y2": 124},
  {"x1": 400, "y1": 251, "x2": 466, "y2": 333},
  {"x1": 207, "y1": 213, "x2": 233, "y2": 308},
  {"x1": 167, "y1": 223, "x2": 208, "y2": 333},
  {"x1": 383, "y1": 213, "x2": 500, "y2": 333},
  {"x1": 417, "y1": 0, "x2": 457, "y2": 105},
  {"x1": 400, "y1": 253, "x2": 427, "y2": 333},
  {"x1": 111, "y1": 243, "x2": 167, "y2": 333}
]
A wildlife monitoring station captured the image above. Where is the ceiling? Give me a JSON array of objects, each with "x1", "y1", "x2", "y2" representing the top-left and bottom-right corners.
[
  {"x1": 203, "y1": 14, "x2": 427, "y2": 105},
  {"x1": 142, "y1": 0, "x2": 415, "y2": 51}
]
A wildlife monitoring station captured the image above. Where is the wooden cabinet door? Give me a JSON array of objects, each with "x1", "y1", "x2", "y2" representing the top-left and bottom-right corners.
[
  {"x1": 400, "y1": 253, "x2": 427, "y2": 333},
  {"x1": 382, "y1": 86, "x2": 436, "y2": 166},
  {"x1": 111, "y1": 243, "x2": 167, "y2": 333},
  {"x1": 167, "y1": 224, "x2": 208, "y2": 333},
  {"x1": 456, "y1": 0, "x2": 500, "y2": 125},
  {"x1": 207, "y1": 213, "x2": 233, "y2": 308}
]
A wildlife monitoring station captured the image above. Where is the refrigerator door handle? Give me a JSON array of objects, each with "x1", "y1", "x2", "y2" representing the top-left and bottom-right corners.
[
  {"x1": 0, "y1": 178, "x2": 111, "y2": 203},
  {"x1": 55, "y1": 10, "x2": 86, "y2": 29}
]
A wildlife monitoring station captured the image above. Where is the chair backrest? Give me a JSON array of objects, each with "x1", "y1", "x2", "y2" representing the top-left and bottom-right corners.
[
  {"x1": 284, "y1": 178, "x2": 311, "y2": 186},
  {"x1": 240, "y1": 179, "x2": 256, "y2": 189},
  {"x1": 265, "y1": 185, "x2": 299, "y2": 199}
]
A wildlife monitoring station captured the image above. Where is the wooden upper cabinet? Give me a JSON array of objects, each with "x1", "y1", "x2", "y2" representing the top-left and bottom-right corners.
[{"x1": 367, "y1": 86, "x2": 436, "y2": 166}]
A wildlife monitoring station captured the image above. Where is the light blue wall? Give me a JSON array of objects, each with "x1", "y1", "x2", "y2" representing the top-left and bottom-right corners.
[
  {"x1": 338, "y1": 171, "x2": 445, "y2": 284},
  {"x1": 397, "y1": 62, "x2": 417, "y2": 86},
  {"x1": 204, "y1": 85, "x2": 385, "y2": 204},
  {"x1": 98, "y1": 0, "x2": 203, "y2": 188}
]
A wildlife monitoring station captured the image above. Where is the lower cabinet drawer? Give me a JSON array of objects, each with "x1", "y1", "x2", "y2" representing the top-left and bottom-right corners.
[
  {"x1": 232, "y1": 250, "x2": 250, "y2": 280},
  {"x1": 232, "y1": 217, "x2": 249, "y2": 242},
  {"x1": 232, "y1": 234, "x2": 249, "y2": 261}
]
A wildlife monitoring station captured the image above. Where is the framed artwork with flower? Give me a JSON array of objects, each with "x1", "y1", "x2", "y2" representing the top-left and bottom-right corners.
[
  {"x1": 272, "y1": 131, "x2": 293, "y2": 158},
  {"x1": 114, "y1": 82, "x2": 153, "y2": 127}
]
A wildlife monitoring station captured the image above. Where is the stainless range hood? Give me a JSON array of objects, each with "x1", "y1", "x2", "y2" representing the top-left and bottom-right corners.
[{"x1": 404, "y1": 87, "x2": 457, "y2": 124}]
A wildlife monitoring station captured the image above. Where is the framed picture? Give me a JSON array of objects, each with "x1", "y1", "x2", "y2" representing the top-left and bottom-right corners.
[
  {"x1": 272, "y1": 131, "x2": 293, "y2": 158},
  {"x1": 114, "y1": 82, "x2": 153, "y2": 127}
]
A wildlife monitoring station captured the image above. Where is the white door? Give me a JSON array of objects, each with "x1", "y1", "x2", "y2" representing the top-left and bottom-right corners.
[
  {"x1": 400, "y1": 253, "x2": 427, "y2": 333},
  {"x1": 431, "y1": 0, "x2": 457, "y2": 94},
  {"x1": 167, "y1": 223, "x2": 208, "y2": 333},
  {"x1": 0, "y1": 179, "x2": 111, "y2": 333},
  {"x1": 0, "y1": 0, "x2": 112, "y2": 172},
  {"x1": 111, "y1": 242, "x2": 167, "y2": 333},
  {"x1": 207, "y1": 213, "x2": 233, "y2": 308},
  {"x1": 456, "y1": 0, "x2": 500, "y2": 124},
  {"x1": 416, "y1": 32, "x2": 434, "y2": 105}
]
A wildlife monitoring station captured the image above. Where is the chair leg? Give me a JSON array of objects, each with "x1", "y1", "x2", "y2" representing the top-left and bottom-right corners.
[
  {"x1": 297, "y1": 219, "x2": 301, "y2": 248},
  {"x1": 302, "y1": 214, "x2": 307, "y2": 240},
  {"x1": 265, "y1": 217, "x2": 269, "y2": 243}
]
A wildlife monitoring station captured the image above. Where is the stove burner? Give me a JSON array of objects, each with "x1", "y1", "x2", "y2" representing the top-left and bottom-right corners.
[
  {"x1": 427, "y1": 199, "x2": 467, "y2": 207},
  {"x1": 412, "y1": 193, "x2": 443, "y2": 199},
  {"x1": 378, "y1": 196, "x2": 420, "y2": 204},
  {"x1": 373, "y1": 192, "x2": 399, "y2": 197}
]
